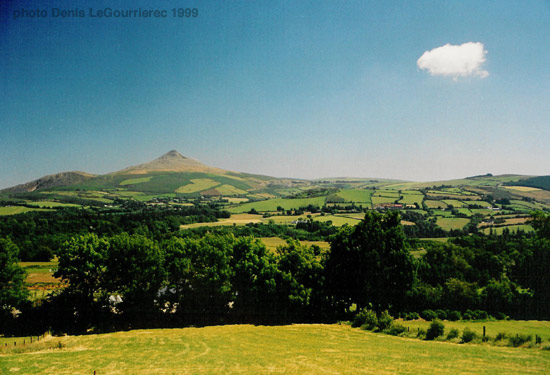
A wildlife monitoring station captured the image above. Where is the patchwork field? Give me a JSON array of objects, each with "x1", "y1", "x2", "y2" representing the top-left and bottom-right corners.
[
  {"x1": 335, "y1": 189, "x2": 373, "y2": 204},
  {"x1": 260, "y1": 237, "x2": 330, "y2": 252},
  {"x1": 0, "y1": 206, "x2": 50, "y2": 215},
  {"x1": 436, "y1": 217, "x2": 470, "y2": 231},
  {"x1": 228, "y1": 197, "x2": 327, "y2": 213},
  {"x1": 2, "y1": 324, "x2": 549, "y2": 374}
]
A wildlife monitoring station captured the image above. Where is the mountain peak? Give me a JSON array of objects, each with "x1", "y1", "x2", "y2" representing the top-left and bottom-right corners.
[
  {"x1": 112, "y1": 150, "x2": 226, "y2": 175},
  {"x1": 162, "y1": 150, "x2": 186, "y2": 159}
]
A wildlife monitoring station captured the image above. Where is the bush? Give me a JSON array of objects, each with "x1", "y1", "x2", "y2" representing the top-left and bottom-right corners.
[
  {"x1": 495, "y1": 332, "x2": 507, "y2": 341},
  {"x1": 426, "y1": 319, "x2": 445, "y2": 340},
  {"x1": 447, "y1": 310, "x2": 462, "y2": 321},
  {"x1": 508, "y1": 334, "x2": 532, "y2": 347},
  {"x1": 384, "y1": 323, "x2": 407, "y2": 336},
  {"x1": 435, "y1": 309, "x2": 447, "y2": 320},
  {"x1": 472, "y1": 310, "x2": 489, "y2": 320},
  {"x1": 416, "y1": 328, "x2": 426, "y2": 339},
  {"x1": 446, "y1": 328, "x2": 459, "y2": 340},
  {"x1": 461, "y1": 327, "x2": 477, "y2": 343},
  {"x1": 403, "y1": 312, "x2": 419, "y2": 321},
  {"x1": 420, "y1": 309, "x2": 437, "y2": 321},
  {"x1": 377, "y1": 310, "x2": 394, "y2": 331},
  {"x1": 352, "y1": 308, "x2": 378, "y2": 330},
  {"x1": 495, "y1": 312, "x2": 509, "y2": 320},
  {"x1": 463, "y1": 311, "x2": 473, "y2": 320}
]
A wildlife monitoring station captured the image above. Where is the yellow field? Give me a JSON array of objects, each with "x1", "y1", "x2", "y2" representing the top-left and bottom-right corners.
[
  {"x1": 180, "y1": 213, "x2": 264, "y2": 228},
  {"x1": 175, "y1": 179, "x2": 220, "y2": 193},
  {"x1": 503, "y1": 186, "x2": 542, "y2": 192},
  {"x1": 259, "y1": 237, "x2": 330, "y2": 251},
  {"x1": 1, "y1": 324, "x2": 549, "y2": 374}
]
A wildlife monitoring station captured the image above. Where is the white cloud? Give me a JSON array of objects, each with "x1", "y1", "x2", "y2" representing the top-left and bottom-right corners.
[{"x1": 417, "y1": 42, "x2": 489, "y2": 79}]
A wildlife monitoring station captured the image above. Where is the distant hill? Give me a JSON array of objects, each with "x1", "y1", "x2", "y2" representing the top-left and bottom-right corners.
[
  {"x1": 1, "y1": 151, "x2": 548, "y2": 203},
  {"x1": 0, "y1": 150, "x2": 304, "y2": 197},
  {"x1": 505, "y1": 176, "x2": 550, "y2": 191},
  {"x1": 1, "y1": 171, "x2": 96, "y2": 194}
]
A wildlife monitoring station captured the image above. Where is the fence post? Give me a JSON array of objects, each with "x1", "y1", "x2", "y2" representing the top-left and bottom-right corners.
[{"x1": 483, "y1": 326, "x2": 486, "y2": 337}]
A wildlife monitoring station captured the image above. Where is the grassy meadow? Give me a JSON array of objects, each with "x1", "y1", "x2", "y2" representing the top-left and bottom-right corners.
[
  {"x1": 399, "y1": 319, "x2": 550, "y2": 341},
  {"x1": 2, "y1": 324, "x2": 550, "y2": 374}
]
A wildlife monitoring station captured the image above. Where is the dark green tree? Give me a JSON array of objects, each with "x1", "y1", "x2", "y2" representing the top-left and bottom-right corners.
[
  {"x1": 275, "y1": 239, "x2": 325, "y2": 322},
  {"x1": 54, "y1": 233, "x2": 109, "y2": 331},
  {"x1": 230, "y1": 237, "x2": 278, "y2": 323},
  {"x1": 0, "y1": 238, "x2": 28, "y2": 331},
  {"x1": 102, "y1": 233, "x2": 166, "y2": 327},
  {"x1": 163, "y1": 234, "x2": 233, "y2": 325},
  {"x1": 324, "y1": 211, "x2": 414, "y2": 314}
]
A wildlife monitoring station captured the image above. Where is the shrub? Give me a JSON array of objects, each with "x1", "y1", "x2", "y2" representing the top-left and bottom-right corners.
[
  {"x1": 420, "y1": 309, "x2": 437, "y2": 321},
  {"x1": 384, "y1": 323, "x2": 407, "y2": 336},
  {"x1": 409, "y1": 311, "x2": 420, "y2": 320},
  {"x1": 416, "y1": 328, "x2": 426, "y2": 339},
  {"x1": 352, "y1": 308, "x2": 378, "y2": 329},
  {"x1": 435, "y1": 309, "x2": 447, "y2": 320},
  {"x1": 495, "y1": 312, "x2": 509, "y2": 320},
  {"x1": 447, "y1": 310, "x2": 462, "y2": 321},
  {"x1": 461, "y1": 327, "x2": 477, "y2": 343},
  {"x1": 426, "y1": 319, "x2": 445, "y2": 340},
  {"x1": 495, "y1": 332, "x2": 507, "y2": 341},
  {"x1": 463, "y1": 310, "x2": 473, "y2": 321},
  {"x1": 472, "y1": 310, "x2": 489, "y2": 320},
  {"x1": 377, "y1": 310, "x2": 394, "y2": 331},
  {"x1": 508, "y1": 334, "x2": 532, "y2": 347},
  {"x1": 404, "y1": 312, "x2": 419, "y2": 321},
  {"x1": 446, "y1": 328, "x2": 459, "y2": 340}
]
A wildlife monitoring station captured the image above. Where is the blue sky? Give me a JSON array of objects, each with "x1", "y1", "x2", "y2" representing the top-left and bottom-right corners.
[{"x1": 1, "y1": 0, "x2": 549, "y2": 189}]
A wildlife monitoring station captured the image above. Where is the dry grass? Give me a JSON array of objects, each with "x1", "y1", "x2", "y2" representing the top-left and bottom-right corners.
[{"x1": 2, "y1": 324, "x2": 549, "y2": 374}]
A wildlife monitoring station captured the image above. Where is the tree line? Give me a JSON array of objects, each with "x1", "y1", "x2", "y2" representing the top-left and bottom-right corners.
[{"x1": 1, "y1": 210, "x2": 549, "y2": 335}]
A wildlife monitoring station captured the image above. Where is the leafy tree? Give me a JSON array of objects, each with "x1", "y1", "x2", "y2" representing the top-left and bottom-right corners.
[
  {"x1": 103, "y1": 233, "x2": 166, "y2": 327},
  {"x1": 325, "y1": 211, "x2": 414, "y2": 314},
  {"x1": 0, "y1": 238, "x2": 28, "y2": 329},
  {"x1": 53, "y1": 233, "x2": 109, "y2": 331},
  {"x1": 275, "y1": 239, "x2": 325, "y2": 322},
  {"x1": 230, "y1": 237, "x2": 278, "y2": 323},
  {"x1": 163, "y1": 234, "x2": 233, "y2": 325}
]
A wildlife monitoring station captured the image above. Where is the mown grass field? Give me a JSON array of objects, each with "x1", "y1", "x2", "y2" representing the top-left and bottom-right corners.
[
  {"x1": 228, "y1": 197, "x2": 327, "y2": 213},
  {"x1": 480, "y1": 224, "x2": 534, "y2": 235},
  {"x1": 335, "y1": 189, "x2": 372, "y2": 204},
  {"x1": 0, "y1": 206, "x2": 49, "y2": 215},
  {"x1": 399, "y1": 319, "x2": 550, "y2": 341},
  {"x1": 260, "y1": 237, "x2": 330, "y2": 252},
  {"x1": 2, "y1": 324, "x2": 549, "y2": 374},
  {"x1": 436, "y1": 217, "x2": 470, "y2": 231}
]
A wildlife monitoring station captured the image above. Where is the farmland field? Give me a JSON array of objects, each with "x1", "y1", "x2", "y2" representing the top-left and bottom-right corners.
[
  {"x1": 228, "y1": 197, "x2": 327, "y2": 213},
  {"x1": 436, "y1": 217, "x2": 470, "y2": 231},
  {"x1": 335, "y1": 189, "x2": 372, "y2": 204},
  {"x1": 480, "y1": 224, "x2": 534, "y2": 235},
  {"x1": 119, "y1": 176, "x2": 153, "y2": 186},
  {"x1": 175, "y1": 178, "x2": 220, "y2": 193},
  {"x1": 260, "y1": 237, "x2": 330, "y2": 252},
  {"x1": 398, "y1": 192, "x2": 424, "y2": 206},
  {"x1": 424, "y1": 200, "x2": 447, "y2": 209},
  {"x1": 214, "y1": 184, "x2": 248, "y2": 195},
  {"x1": 1, "y1": 324, "x2": 549, "y2": 374},
  {"x1": 0, "y1": 206, "x2": 50, "y2": 215},
  {"x1": 315, "y1": 214, "x2": 362, "y2": 226},
  {"x1": 399, "y1": 319, "x2": 550, "y2": 341}
]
